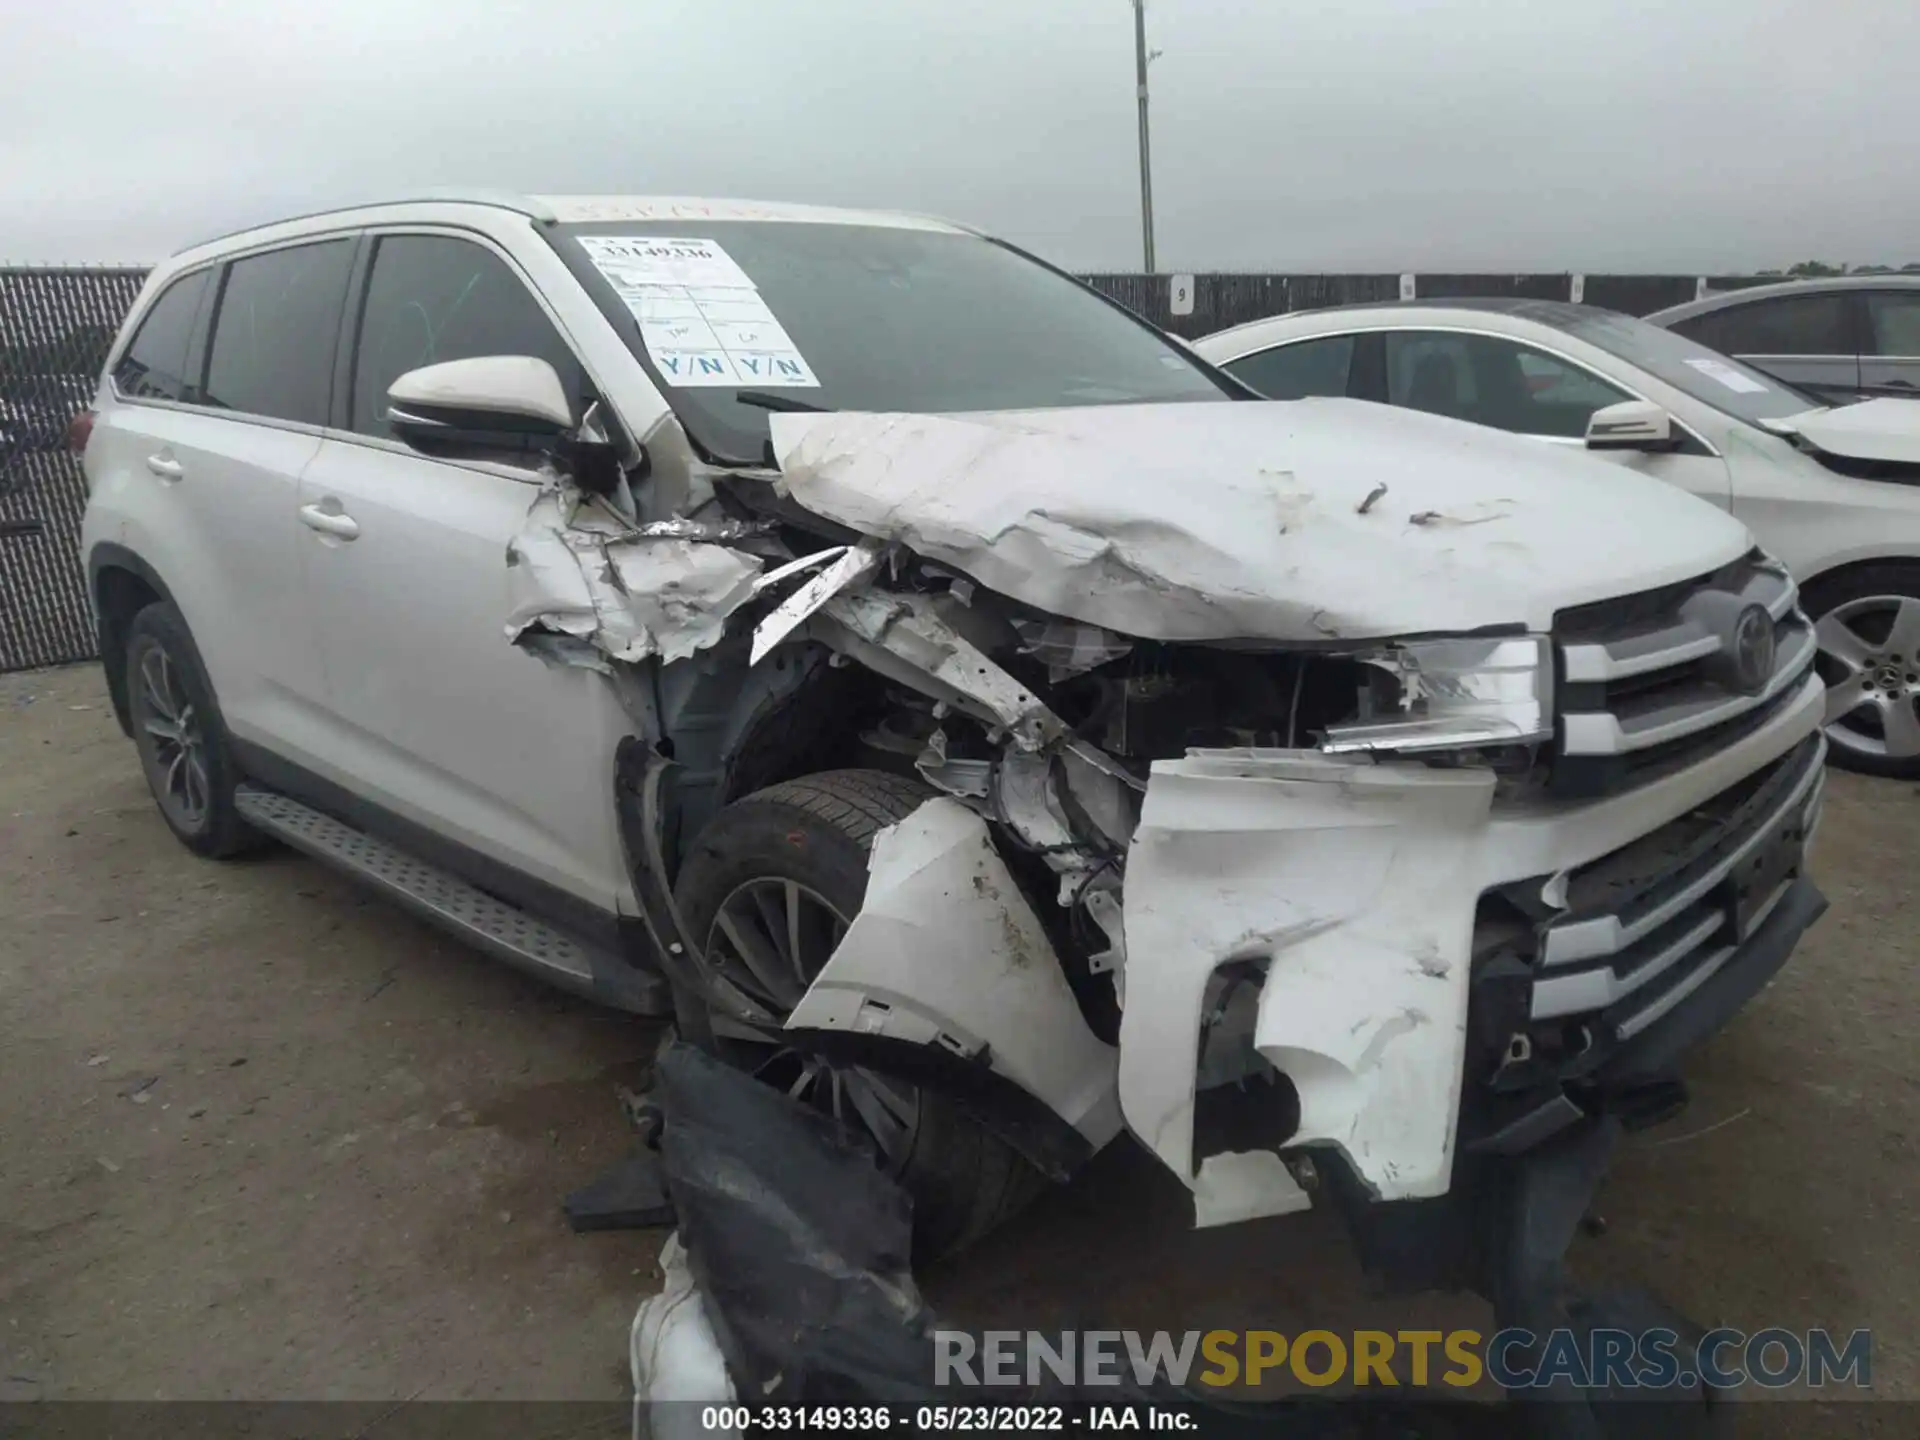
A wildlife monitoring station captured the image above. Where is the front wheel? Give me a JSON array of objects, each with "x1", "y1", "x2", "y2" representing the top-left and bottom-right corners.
[
  {"x1": 1805, "y1": 564, "x2": 1920, "y2": 778},
  {"x1": 670, "y1": 769, "x2": 1046, "y2": 1262}
]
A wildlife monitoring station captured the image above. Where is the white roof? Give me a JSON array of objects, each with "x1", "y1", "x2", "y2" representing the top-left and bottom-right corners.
[
  {"x1": 174, "y1": 190, "x2": 969, "y2": 257},
  {"x1": 528, "y1": 194, "x2": 968, "y2": 232}
]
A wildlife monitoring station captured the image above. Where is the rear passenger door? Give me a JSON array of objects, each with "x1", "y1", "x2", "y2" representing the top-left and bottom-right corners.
[
  {"x1": 1670, "y1": 293, "x2": 1862, "y2": 404},
  {"x1": 294, "y1": 229, "x2": 636, "y2": 925},
  {"x1": 97, "y1": 239, "x2": 353, "y2": 760},
  {"x1": 1861, "y1": 291, "x2": 1920, "y2": 400}
]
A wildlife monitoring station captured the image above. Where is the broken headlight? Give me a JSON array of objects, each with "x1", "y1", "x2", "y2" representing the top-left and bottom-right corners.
[{"x1": 1320, "y1": 635, "x2": 1552, "y2": 756}]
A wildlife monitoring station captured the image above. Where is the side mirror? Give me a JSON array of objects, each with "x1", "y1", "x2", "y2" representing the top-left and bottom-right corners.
[
  {"x1": 1585, "y1": 399, "x2": 1676, "y2": 452},
  {"x1": 387, "y1": 355, "x2": 577, "y2": 456},
  {"x1": 387, "y1": 356, "x2": 631, "y2": 496}
]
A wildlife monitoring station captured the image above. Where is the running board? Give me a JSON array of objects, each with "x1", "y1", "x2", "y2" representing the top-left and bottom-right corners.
[{"x1": 234, "y1": 785, "x2": 666, "y2": 1014}]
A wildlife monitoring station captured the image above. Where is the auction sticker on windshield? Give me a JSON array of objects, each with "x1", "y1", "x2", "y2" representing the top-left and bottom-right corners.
[{"x1": 576, "y1": 235, "x2": 819, "y2": 389}]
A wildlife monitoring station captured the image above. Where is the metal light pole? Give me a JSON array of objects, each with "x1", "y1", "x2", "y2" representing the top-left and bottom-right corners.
[{"x1": 1132, "y1": 0, "x2": 1157, "y2": 273}]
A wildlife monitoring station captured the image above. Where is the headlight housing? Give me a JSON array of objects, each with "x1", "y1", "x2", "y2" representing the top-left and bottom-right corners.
[{"x1": 1320, "y1": 635, "x2": 1553, "y2": 756}]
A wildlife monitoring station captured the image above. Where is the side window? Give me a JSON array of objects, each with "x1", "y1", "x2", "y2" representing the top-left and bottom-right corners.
[
  {"x1": 1678, "y1": 294, "x2": 1849, "y2": 356},
  {"x1": 204, "y1": 240, "x2": 355, "y2": 425},
  {"x1": 1222, "y1": 335, "x2": 1354, "y2": 400},
  {"x1": 112, "y1": 270, "x2": 211, "y2": 402},
  {"x1": 1385, "y1": 332, "x2": 1628, "y2": 438},
  {"x1": 1867, "y1": 293, "x2": 1920, "y2": 356},
  {"x1": 351, "y1": 234, "x2": 582, "y2": 439}
]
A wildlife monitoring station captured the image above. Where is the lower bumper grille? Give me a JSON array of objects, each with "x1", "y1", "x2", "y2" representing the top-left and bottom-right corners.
[{"x1": 1530, "y1": 733, "x2": 1825, "y2": 1035}]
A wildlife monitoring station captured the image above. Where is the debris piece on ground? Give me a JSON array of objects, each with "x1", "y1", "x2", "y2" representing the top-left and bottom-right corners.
[
  {"x1": 564, "y1": 1153, "x2": 676, "y2": 1234},
  {"x1": 630, "y1": 1231, "x2": 737, "y2": 1439},
  {"x1": 653, "y1": 1042, "x2": 942, "y2": 1405}
]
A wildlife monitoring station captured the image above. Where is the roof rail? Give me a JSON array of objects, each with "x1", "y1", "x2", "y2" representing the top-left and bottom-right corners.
[{"x1": 170, "y1": 190, "x2": 544, "y2": 257}]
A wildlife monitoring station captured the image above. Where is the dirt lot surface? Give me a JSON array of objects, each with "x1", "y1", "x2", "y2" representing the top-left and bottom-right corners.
[{"x1": 3, "y1": 663, "x2": 1914, "y2": 1427}]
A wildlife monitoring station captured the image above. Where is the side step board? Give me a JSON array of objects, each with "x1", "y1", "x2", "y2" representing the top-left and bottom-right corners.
[{"x1": 234, "y1": 785, "x2": 667, "y2": 1014}]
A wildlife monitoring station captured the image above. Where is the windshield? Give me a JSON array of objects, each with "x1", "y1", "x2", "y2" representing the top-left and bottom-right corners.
[
  {"x1": 555, "y1": 220, "x2": 1230, "y2": 463},
  {"x1": 1553, "y1": 308, "x2": 1821, "y2": 425}
]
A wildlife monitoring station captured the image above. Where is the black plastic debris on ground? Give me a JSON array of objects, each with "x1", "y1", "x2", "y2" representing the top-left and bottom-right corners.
[
  {"x1": 563, "y1": 1153, "x2": 675, "y2": 1233},
  {"x1": 653, "y1": 1041, "x2": 941, "y2": 1407},
  {"x1": 648, "y1": 1042, "x2": 1537, "y2": 1437}
]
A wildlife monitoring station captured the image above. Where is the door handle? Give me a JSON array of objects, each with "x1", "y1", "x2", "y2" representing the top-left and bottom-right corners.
[
  {"x1": 145, "y1": 454, "x2": 184, "y2": 480},
  {"x1": 298, "y1": 503, "x2": 360, "y2": 540}
]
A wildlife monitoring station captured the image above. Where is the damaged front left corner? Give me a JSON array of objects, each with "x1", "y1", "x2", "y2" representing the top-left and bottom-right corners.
[{"x1": 504, "y1": 482, "x2": 766, "y2": 670}]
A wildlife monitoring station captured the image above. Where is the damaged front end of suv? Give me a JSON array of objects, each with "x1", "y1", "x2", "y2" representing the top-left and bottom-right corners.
[{"x1": 497, "y1": 354, "x2": 1828, "y2": 1354}]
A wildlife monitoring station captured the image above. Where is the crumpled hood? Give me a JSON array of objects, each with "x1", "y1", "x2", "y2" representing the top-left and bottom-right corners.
[
  {"x1": 1768, "y1": 397, "x2": 1920, "y2": 464},
  {"x1": 768, "y1": 400, "x2": 1753, "y2": 643}
]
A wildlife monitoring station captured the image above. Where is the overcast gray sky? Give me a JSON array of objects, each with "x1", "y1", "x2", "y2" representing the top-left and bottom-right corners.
[{"x1": 2, "y1": 0, "x2": 1913, "y2": 271}]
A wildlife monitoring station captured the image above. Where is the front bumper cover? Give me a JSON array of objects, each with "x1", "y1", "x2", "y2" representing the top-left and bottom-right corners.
[{"x1": 1116, "y1": 670, "x2": 1826, "y2": 1223}]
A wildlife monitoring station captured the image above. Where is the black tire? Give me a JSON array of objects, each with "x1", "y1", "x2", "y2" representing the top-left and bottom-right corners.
[
  {"x1": 124, "y1": 601, "x2": 262, "y2": 858},
  {"x1": 1802, "y1": 563, "x2": 1920, "y2": 779},
  {"x1": 671, "y1": 768, "x2": 1047, "y2": 1262}
]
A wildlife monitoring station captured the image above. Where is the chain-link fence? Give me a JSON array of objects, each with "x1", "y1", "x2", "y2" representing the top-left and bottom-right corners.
[
  {"x1": 1, "y1": 266, "x2": 148, "y2": 672},
  {"x1": 0, "y1": 263, "x2": 1782, "y2": 674}
]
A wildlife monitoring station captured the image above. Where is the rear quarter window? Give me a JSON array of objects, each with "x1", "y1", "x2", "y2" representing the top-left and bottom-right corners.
[
  {"x1": 112, "y1": 270, "x2": 211, "y2": 403},
  {"x1": 1222, "y1": 335, "x2": 1355, "y2": 399}
]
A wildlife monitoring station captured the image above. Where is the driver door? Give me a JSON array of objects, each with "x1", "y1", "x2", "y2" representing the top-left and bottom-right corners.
[{"x1": 294, "y1": 229, "x2": 635, "y2": 922}]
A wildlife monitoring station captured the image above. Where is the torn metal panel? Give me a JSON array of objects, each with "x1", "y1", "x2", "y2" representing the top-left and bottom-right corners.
[
  {"x1": 784, "y1": 797, "x2": 1121, "y2": 1144},
  {"x1": 1118, "y1": 748, "x2": 1496, "y2": 1213},
  {"x1": 750, "y1": 539, "x2": 884, "y2": 665},
  {"x1": 505, "y1": 486, "x2": 763, "y2": 666},
  {"x1": 817, "y1": 589, "x2": 1068, "y2": 750},
  {"x1": 767, "y1": 404, "x2": 1752, "y2": 640}
]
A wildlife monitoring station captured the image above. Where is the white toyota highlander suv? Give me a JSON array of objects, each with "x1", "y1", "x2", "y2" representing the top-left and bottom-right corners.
[{"x1": 80, "y1": 195, "x2": 1825, "y2": 1357}]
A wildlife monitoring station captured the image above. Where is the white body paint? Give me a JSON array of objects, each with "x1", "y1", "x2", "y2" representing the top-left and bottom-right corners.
[{"x1": 1775, "y1": 397, "x2": 1920, "y2": 466}]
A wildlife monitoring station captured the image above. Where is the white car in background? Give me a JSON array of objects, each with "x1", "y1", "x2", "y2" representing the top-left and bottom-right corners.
[{"x1": 1195, "y1": 300, "x2": 1920, "y2": 776}]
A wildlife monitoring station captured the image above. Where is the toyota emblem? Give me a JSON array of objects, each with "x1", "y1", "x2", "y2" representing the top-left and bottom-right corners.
[{"x1": 1728, "y1": 605, "x2": 1776, "y2": 694}]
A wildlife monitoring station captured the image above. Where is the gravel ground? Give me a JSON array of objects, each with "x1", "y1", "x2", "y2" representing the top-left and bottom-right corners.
[{"x1": 2, "y1": 663, "x2": 1914, "y2": 1430}]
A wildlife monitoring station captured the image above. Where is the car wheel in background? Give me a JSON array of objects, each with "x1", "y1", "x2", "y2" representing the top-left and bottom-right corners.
[
  {"x1": 125, "y1": 602, "x2": 263, "y2": 857},
  {"x1": 670, "y1": 768, "x2": 1046, "y2": 1262},
  {"x1": 1803, "y1": 563, "x2": 1920, "y2": 778}
]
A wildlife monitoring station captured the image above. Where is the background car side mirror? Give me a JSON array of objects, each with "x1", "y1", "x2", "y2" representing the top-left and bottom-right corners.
[{"x1": 1585, "y1": 399, "x2": 1677, "y2": 452}]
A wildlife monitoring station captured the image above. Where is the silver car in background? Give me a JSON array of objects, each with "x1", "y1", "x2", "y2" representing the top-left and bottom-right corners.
[{"x1": 1646, "y1": 275, "x2": 1920, "y2": 405}]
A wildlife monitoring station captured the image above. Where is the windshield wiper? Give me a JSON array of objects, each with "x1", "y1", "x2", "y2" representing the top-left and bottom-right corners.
[{"x1": 733, "y1": 390, "x2": 834, "y2": 415}]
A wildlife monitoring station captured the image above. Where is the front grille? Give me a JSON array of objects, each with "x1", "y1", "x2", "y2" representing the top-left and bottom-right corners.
[
  {"x1": 1528, "y1": 732, "x2": 1824, "y2": 1038},
  {"x1": 1549, "y1": 551, "x2": 1819, "y2": 797}
]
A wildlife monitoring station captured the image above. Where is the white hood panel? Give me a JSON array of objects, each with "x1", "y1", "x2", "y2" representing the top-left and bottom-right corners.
[{"x1": 770, "y1": 400, "x2": 1754, "y2": 642}]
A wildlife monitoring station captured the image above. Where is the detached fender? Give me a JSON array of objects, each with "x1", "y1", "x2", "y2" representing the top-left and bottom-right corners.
[
  {"x1": 784, "y1": 797, "x2": 1121, "y2": 1174},
  {"x1": 1119, "y1": 750, "x2": 1496, "y2": 1217}
]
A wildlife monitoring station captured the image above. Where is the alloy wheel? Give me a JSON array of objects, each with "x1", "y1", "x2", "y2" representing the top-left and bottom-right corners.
[
  {"x1": 1815, "y1": 595, "x2": 1920, "y2": 760},
  {"x1": 134, "y1": 640, "x2": 211, "y2": 830},
  {"x1": 700, "y1": 877, "x2": 921, "y2": 1170}
]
